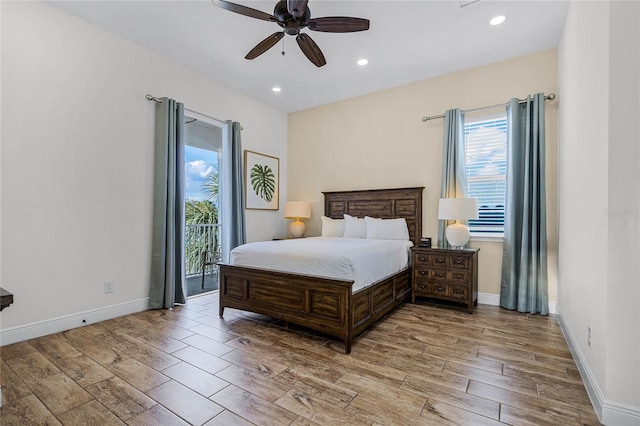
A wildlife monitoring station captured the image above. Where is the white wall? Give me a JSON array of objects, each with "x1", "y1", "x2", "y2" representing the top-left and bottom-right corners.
[
  {"x1": 288, "y1": 50, "x2": 558, "y2": 305},
  {"x1": 558, "y1": 1, "x2": 640, "y2": 423},
  {"x1": 0, "y1": 1, "x2": 287, "y2": 343}
]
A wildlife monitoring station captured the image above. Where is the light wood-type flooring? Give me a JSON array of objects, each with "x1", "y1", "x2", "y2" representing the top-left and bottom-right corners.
[{"x1": 1, "y1": 293, "x2": 601, "y2": 425}]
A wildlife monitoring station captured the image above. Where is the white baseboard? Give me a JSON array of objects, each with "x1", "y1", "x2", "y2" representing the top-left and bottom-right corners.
[
  {"x1": 478, "y1": 292, "x2": 558, "y2": 314},
  {"x1": 558, "y1": 315, "x2": 640, "y2": 425},
  {"x1": 0, "y1": 298, "x2": 149, "y2": 346}
]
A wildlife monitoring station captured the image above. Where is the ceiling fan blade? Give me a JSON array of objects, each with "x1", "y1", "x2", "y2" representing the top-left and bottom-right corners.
[
  {"x1": 308, "y1": 17, "x2": 370, "y2": 33},
  {"x1": 216, "y1": 0, "x2": 277, "y2": 22},
  {"x1": 287, "y1": 0, "x2": 308, "y2": 18},
  {"x1": 296, "y1": 33, "x2": 326, "y2": 67},
  {"x1": 245, "y1": 32, "x2": 284, "y2": 60}
]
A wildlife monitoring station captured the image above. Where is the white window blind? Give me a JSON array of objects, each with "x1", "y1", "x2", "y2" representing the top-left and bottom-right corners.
[{"x1": 464, "y1": 115, "x2": 507, "y2": 235}]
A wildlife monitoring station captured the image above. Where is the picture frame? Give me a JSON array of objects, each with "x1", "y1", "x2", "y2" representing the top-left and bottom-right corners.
[{"x1": 244, "y1": 150, "x2": 279, "y2": 210}]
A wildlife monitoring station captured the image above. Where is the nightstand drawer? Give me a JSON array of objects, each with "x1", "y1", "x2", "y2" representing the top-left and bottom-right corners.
[
  {"x1": 414, "y1": 253, "x2": 430, "y2": 265},
  {"x1": 450, "y1": 255, "x2": 470, "y2": 270},
  {"x1": 414, "y1": 281, "x2": 430, "y2": 295},
  {"x1": 431, "y1": 283, "x2": 448, "y2": 297},
  {"x1": 431, "y1": 254, "x2": 448, "y2": 267},
  {"x1": 414, "y1": 266, "x2": 430, "y2": 279},
  {"x1": 450, "y1": 270, "x2": 469, "y2": 284},
  {"x1": 449, "y1": 285, "x2": 468, "y2": 300},
  {"x1": 430, "y1": 269, "x2": 448, "y2": 283}
]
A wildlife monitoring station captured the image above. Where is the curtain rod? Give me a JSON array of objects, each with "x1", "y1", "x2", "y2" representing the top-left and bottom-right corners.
[
  {"x1": 145, "y1": 94, "x2": 231, "y2": 128},
  {"x1": 421, "y1": 93, "x2": 556, "y2": 122}
]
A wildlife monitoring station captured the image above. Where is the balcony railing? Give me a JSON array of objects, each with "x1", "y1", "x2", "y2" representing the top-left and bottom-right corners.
[{"x1": 185, "y1": 223, "x2": 221, "y2": 276}]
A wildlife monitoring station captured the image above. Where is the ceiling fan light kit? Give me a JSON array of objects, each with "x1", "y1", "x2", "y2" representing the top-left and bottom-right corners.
[{"x1": 217, "y1": 0, "x2": 370, "y2": 67}]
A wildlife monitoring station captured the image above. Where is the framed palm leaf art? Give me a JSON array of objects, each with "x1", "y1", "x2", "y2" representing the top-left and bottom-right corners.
[{"x1": 244, "y1": 150, "x2": 279, "y2": 210}]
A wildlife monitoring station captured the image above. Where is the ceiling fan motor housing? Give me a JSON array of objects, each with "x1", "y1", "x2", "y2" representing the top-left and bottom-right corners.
[{"x1": 274, "y1": 0, "x2": 310, "y2": 35}]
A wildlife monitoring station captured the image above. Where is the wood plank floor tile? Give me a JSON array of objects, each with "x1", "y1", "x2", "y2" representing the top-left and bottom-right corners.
[
  {"x1": 85, "y1": 376, "x2": 156, "y2": 420},
  {"x1": 126, "y1": 404, "x2": 190, "y2": 426},
  {"x1": 210, "y1": 383, "x2": 298, "y2": 426},
  {"x1": 420, "y1": 398, "x2": 504, "y2": 426},
  {"x1": 467, "y1": 379, "x2": 581, "y2": 418},
  {"x1": 0, "y1": 341, "x2": 37, "y2": 361},
  {"x1": 220, "y1": 348, "x2": 288, "y2": 379},
  {"x1": 5, "y1": 351, "x2": 62, "y2": 386},
  {"x1": 273, "y1": 367, "x2": 357, "y2": 408},
  {"x1": 336, "y1": 373, "x2": 427, "y2": 415},
  {"x1": 0, "y1": 300, "x2": 600, "y2": 425},
  {"x1": 400, "y1": 374, "x2": 500, "y2": 420},
  {"x1": 49, "y1": 353, "x2": 115, "y2": 388},
  {"x1": 274, "y1": 388, "x2": 371, "y2": 425},
  {"x1": 180, "y1": 333, "x2": 235, "y2": 357},
  {"x1": 330, "y1": 352, "x2": 406, "y2": 387},
  {"x1": 443, "y1": 360, "x2": 538, "y2": 396},
  {"x1": 1, "y1": 359, "x2": 32, "y2": 405},
  {"x1": 0, "y1": 394, "x2": 62, "y2": 425},
  {"x1": 92, "y1": 330, "x2": 180, "y2": 371},
  {"x1": 271, "y1": 350, "x2": 344, "y2": 384},
  {"x1": 500, "y1": 402, "x2": 582, "y2": 426},
  {"x1": 59, "y1": 329, "x2": 128, "y2": 367},
  {"x1": 146, "y1": 380, "x2": 224, "y2": 425},
  {"x1": 28, "y1": 372, "x2": 93, "y2": 415},
  {"x1": 57, "y1": 399, "x2": 126, "y2": 425},
  {"x1": 108, "y1": 358, "x2": 170, "y2": 392},
  {"x1": 190, "y1": 323, "x2": 238, "y2": 343},
  {"x1": 203, "y1": 409, "x2": 255, "y2": 425},
  {"x1": 171, "y1": 346, "x2": 231, "y2": 375},
  {"x1": 215, "y1": 363, "x2": 289, "y2": 402},
  {"x1": 163, "y1": 361, "x2": 229, "y2": 397}
]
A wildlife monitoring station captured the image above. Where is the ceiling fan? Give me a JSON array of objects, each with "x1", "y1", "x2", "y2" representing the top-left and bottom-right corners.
[{"x1": 217, "y1": 0, "x2": 370, "y2": 67}]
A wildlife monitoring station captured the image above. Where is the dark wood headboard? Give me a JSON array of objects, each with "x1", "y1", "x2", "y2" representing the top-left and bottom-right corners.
[{"x1": 322, "y1": 187, "x2": 425, "y2": 246}]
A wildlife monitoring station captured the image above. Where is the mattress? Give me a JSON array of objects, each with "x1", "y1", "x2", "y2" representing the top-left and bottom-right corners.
[{"x1": 229, "y1": 237, "x2": 413, "y2": 292}]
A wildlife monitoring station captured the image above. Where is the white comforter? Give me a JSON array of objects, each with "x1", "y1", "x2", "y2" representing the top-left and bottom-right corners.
[{"x1": 229, "y1": 237, "x2": 413, "y2": 292}]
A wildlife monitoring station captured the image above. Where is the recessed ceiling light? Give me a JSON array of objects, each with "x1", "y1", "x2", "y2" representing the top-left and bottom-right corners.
[
  {"x1": 490, "y1": 15, "x2": 506, "y2": 26},
  {"x1": 357, "y1": 59, "x2": 369, "y2": 66},
  {"x1": 272, "y1": 86, "x2": 282, "y2": 93}
]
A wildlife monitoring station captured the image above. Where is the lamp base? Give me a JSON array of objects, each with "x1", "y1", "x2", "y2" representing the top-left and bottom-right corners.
[
  {"x1": 445, "y1": 222, "x2": 470, "y2": 249},
  {"x1": 289, "y1": 219, "x2": 306, "y2": 238}
]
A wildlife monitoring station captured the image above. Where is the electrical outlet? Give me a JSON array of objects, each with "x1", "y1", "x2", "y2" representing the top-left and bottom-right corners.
[
  {"x1": 104, "y1": 281, "x2": 114, "y2": 294},
  {"x1": 588, "y1": 326, "x2": 591, "y2": 347}
]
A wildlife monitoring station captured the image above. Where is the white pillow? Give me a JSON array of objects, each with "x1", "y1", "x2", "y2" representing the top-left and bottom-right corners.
[
  {"x1": 364, "y1": 216, "x2": 410, "y2": 240},
  {"x1": 343, "y1": 214, "x2": 367, "y2": 238},
  {"x1": 321, "y1": 215, "x2": 344, "y2": 237}
]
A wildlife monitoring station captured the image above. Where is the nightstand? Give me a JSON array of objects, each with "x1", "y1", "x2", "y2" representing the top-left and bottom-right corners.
[{"x1": 411, "y1": 247, "x2": 479, "y2": 313}]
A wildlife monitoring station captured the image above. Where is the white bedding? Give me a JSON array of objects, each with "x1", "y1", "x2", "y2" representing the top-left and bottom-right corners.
[{"x1": 229, "y1": 237, "x2": 413, "y2": 292}]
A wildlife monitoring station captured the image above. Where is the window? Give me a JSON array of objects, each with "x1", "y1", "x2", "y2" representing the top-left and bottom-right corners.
[{"x1": 464, "y1": 113, "x2": 507, "y2": 236}]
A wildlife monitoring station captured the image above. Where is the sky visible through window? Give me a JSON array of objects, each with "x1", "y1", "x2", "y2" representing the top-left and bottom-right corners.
[{"x1": 185, "y1": 145, "x2": 218, "y2": 201}]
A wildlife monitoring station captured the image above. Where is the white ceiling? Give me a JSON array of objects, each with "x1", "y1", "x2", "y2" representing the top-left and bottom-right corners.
[{"x1": 50, "y1": 0, "x2": 569, "y2": 113}]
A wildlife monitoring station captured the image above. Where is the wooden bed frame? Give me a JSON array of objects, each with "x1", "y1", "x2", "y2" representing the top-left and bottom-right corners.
[{"x1": 218, "y1": 187, "x2": 424, "y2": 353}]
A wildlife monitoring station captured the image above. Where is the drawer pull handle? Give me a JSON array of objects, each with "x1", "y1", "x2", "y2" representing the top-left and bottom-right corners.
[
  {"x1": 420, "y1": 285, "x2": 425, "y2": 289},
  {"x1": 455, "y1": 274, "x2": 461, "y2": 279},
  {"x1": 437, "y1": 259, "x2": 444, "y2": 263},
  {"x1": 455, "y1": 289, "x2": 462, "y2": 294},
  {"x1": 437, "y1": 273, "x2": 444, "y2": 277},
  {"x1": 421, "y1": 271, "x2": 427, "y2": 275},
  {"x1": 419, "y1": 257, "x2": 426, "y2": 261},
  {"x1": 437, "y1": 286, "x2": 444, "y2": 291},
  {"x1": 455, "y1": 260, "x2": 462, "y2": 265}
]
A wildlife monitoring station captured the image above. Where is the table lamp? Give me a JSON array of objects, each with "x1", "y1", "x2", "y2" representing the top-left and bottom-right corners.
[
  {"x1": 284, "y1": 201, "x2": 311, "y2": 238},
  {"x1": 438, "y1": 198, "x2": 478, "y2": 248}
]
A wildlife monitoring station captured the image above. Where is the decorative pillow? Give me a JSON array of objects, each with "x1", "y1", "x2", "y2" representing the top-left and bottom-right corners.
[
  {"x1": 343, "y1": 214, "x2": 367, "y2": 238},
  {"x1": 321, "y1": 215, "x2": 344, "y2": 237},
  {"x1": 364, "y1": 216, "x2": 410, "y2": 240}
]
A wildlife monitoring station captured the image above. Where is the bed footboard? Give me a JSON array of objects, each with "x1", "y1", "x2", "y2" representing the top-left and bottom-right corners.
[
  {"x1": 218, "y1": 264, "x2": 411, "y2": 353},
  {"x1": 219, "y1": 264, "x2": 355, "y2": 352}
]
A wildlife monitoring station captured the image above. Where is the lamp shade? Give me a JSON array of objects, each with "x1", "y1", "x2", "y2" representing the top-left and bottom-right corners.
[
  {"x1": 284, "y1": 201, "x2": 311, "y2": 219},
  {"x1": 438, "y1": 198, "x2": 478, "y2": 220}
]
